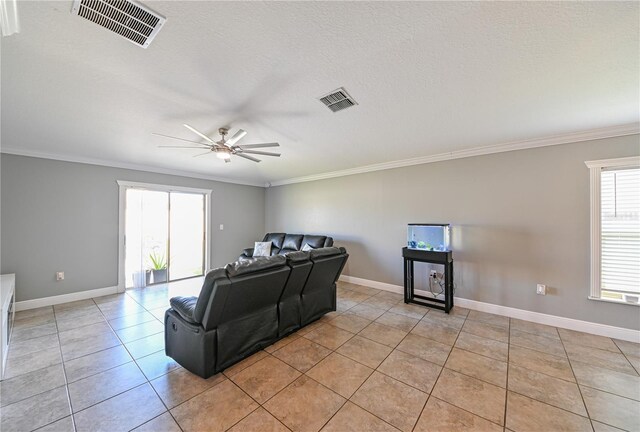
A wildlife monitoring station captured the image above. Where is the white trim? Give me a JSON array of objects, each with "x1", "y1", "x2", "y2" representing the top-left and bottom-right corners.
[
  {"x1": 585, "y1": 156, "x2": 640, "y2": 169},
  {"x1": 15, "y1": 286, "x2": 118, "y2": 311},
  {"x1": 338, "y1": 275, "x2": 640, "y2": 343},
  {"x1": 453, "y1": 297, "x2": 640, "y2": 343},
  {"x1": 268, "y1": 124, "x2": 639, "y2": 187},
  {"x1": 2, "y1": 125, "x2": 637, "y2": 189},
  {"x1": 117, "y1": 181, "x2": 213, "y2": 291},
  {"x1": 588, "y1": 164, "x2": 602, "y2": 299},
  {"x1": 588, "y1": 296, "x2": 640, "y2": 307},
  {"x1": 116, "y1": 180, "x2": 213, "y2": 195},
  {"x1": 585, "y1": 156, "x2": 640, "y2": 300},
  {"x1": 117, "y1": 185, "x2": 127, "y2": 292},
  {"x1": 0, "y1": 147, "x2": 265, "y2": 187},
  {"x1": 339, "y1": 275, "x2": 405, "y2": 293}
]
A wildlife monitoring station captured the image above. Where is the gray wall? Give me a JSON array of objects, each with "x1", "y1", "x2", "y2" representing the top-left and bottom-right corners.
[
  {"x1": 266, "y1": 134, "x2": 640, "y2": 330},
  {"x1": 0, "y1": 154, "x2": 265, "y2": 302}
]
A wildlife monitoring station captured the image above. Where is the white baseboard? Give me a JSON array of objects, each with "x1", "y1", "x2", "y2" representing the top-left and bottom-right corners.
[
  {"x1": 340, "y1": 275, "x2": 404, "y2": 293},
  {"x1": 15, "y1": 286, "x2": 119, "y2": 311},
  {"x1": 338, "y1": 275, "x2": 640, "y2": 343}
]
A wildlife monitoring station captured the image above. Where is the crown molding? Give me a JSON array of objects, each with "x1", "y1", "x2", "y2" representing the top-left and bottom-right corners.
[
  {"x1": 585, "y1": 155, "x2": 640, "y2": 169},
  {"x1": 2, "y1": 123, "x2": 638, "y2": 189},
  {"x1": 0, "y1": 147, "x2": 265, "y2": 187},
  {"x1": 267, "y1": 123, "x2": 640, "y2": 187}
]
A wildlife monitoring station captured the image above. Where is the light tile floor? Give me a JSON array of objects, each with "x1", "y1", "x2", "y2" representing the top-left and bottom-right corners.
[{"x1": 1, "y1": 279, "x2": 639, "y2": 432}]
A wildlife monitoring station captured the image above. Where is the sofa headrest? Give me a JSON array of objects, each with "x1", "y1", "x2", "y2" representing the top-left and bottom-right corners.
[
  {"x1": 301, "y1": 235, "x2": 328, "y2": 249},
  {"x1": 263, "y1": 233, "x2": 286, "y2": 250},
  {"x1": 285, "y1": 251, "x2": 310, "y2": 263},
  {"x1": 225, "y1": 255, "x2": 287, "y2": 277},
  {"x1": 309, "y1": 246, "x2": 343, "y2": 259},
  {"x1": 194, "y1": 267, "x2": 228, "y2": 322},
  {"x1": 282, "y1": 234, "x2": 303, "y2": 251}
]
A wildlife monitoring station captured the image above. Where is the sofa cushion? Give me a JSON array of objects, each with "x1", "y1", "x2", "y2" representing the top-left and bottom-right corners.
[
  {"x1": 225, "y1": 255, "x2": 287, "y2": 277},
  {"x1": 278, "y1": 248, "x2": 297, "y2": 255},
  {"x1": 301, "y1": 243, "x2": 315, "y2": 252},
  {"x1": 309, "y1": 246, "x2": 343, "y2": 259},
  {"x1": 254, "y1": 242, "x2": 272, "y2": 257},
  {"x1": 301, "y1": 235, "x2": 327, "y2": 249},
  {"x1": 285, "y1": 251, "x2": 310, "y2": 263},
  {"x1": 263, "y1": 233, "x2": 286, "y2": 250},
  {"x1": 282, "y1": 234, "x2": 303, "y2": 251},
  {"x1": 170, "y1": 296, "x2": 199, "y2": 324}
]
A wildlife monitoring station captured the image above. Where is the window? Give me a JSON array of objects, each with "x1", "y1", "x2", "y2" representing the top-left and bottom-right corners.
[{"x1": 586, "y1": 156, "x2": 640, "y2": 304}]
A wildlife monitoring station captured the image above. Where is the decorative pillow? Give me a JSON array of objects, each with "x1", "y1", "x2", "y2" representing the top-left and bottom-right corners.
[
  {"x1": 301, "y1": 243, "x2": 315, "y2": 252},
  {"x1": 254, "y1": 241, "x2": 272, "y2": 257}
]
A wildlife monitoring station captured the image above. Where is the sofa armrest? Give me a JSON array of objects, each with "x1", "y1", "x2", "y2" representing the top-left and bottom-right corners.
[
  {"x1": 241, "y1": 248, "x2": 255, "y2": 258},
  {"x1": 170, "y1": 296, "x2": 199, "y2": 324}
]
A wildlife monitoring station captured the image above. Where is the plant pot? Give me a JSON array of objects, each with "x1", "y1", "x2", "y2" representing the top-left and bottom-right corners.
[
  {"x1": 145, "y1": 270, "x2": 152, "y2": 286},
  {"x1": 152, "y1": 269, "x2": 167, "y2": 284}
]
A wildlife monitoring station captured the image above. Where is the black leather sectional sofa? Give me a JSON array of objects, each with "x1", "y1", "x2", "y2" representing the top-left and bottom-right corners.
[
  {"x1": 165, "y1": 244, "x2": 348, "y2": 378},
  {"x1": 240, "y1": 233, "x2": 334, "y2": 258}
]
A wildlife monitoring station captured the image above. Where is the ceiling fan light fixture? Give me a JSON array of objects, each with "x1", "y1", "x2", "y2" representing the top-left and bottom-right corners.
[{"x1": 156, "y1": 125, "x2": 280, "y2": 164}]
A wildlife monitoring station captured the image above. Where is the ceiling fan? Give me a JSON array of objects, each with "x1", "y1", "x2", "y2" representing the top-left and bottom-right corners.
[{"x1": 154, "y1": 125, "x2": 280, "y2": 163}]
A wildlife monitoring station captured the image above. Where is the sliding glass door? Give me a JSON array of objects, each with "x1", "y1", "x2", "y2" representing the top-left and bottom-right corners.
[
  {"x1": 124, "y1": 187, "x2": 206, "y2": 289},
  {"x1": 169, "y1": 192, "x2": 205, "y2": 280}
]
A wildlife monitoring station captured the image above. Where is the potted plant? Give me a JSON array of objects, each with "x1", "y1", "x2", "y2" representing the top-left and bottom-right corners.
[{"x1": 148, "y1": 249, "x2": 168, "y2": 284}]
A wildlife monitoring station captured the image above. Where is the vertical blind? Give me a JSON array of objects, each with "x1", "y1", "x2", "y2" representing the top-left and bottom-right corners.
[{"x1": 600, "y1": 167, "x2": 640, "y2": 294}]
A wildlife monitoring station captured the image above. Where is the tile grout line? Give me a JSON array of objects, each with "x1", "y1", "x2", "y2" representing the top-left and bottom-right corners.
[
  {"x1": 122, "y1": 289, "x2": 188, "y2": 432},
  {"x1": 51, "y1": 303, "x2": 78, "y2": 432},
  {"x1": 5, "y1": 283, "x2": 638, "y2": 432},
  {"x1": 63, "y1": 298, "x2": 156, "y2": 426},
  {"x1": 558, "y1": 329, "x2": 597, "y2": 432},
  {"x1": 502, "y1": 317, "x2": 511, "y2": 429},
  {"x1": 612, "y1": 339, "x2": 640, "y2": 376},
  {"x1": 225, "y1": 293, "x2": 399, "y2": 431},
  {"x1": 42, "y1": 294, "x2": 168, "y2": 430},
  {"x1": 313, "y1": 302, "x2": 448, "y2": 431},
  {"x1": 95, "y1": 290, "x2": 191, "y2": 431},
  {"x1": 313, "y1": 311, "x2": 410, "y2": 432},
  {"x1": 409, "y1": 309, "x2": 503, "y2": 431}
]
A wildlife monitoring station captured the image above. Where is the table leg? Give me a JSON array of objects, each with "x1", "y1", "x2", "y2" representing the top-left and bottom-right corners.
[{"x1": 403, "y1": 258, "x2": 408, "y2": 303}]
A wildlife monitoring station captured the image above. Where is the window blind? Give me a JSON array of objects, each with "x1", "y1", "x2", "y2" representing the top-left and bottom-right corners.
[{"x1": 600, "y1": 167, "x2": 640, "y2": 294}]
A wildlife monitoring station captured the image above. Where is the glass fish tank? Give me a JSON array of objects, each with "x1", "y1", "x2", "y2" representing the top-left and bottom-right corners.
[{"x1": 407, "y1": 224, "x2": 451, "y2": 251}]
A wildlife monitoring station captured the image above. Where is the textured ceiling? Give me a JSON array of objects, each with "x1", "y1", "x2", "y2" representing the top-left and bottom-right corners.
[{"x1": 1, "y1": 1, "x2": 638, "y2": 185}]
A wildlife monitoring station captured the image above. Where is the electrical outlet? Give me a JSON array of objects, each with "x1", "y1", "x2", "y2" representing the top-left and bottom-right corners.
[
  {"x1": 536, "y1": 284, "x2": 546, "y2": 295},
  {"x1": 56, "y1": 272, "x2": 65, "y2": 281},
  {"x1": 219, "y1": 224, "x2": 224, "y2": 230}
]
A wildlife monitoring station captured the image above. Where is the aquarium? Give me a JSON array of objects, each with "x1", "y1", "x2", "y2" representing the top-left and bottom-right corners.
[{"x1": 407, "y1": 224, "x2": 450, "y2": 251}]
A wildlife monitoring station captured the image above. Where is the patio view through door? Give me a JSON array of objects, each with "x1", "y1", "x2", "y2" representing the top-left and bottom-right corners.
[{"x1": 123, "y1": 185, "x2": 209, "y2": 289}]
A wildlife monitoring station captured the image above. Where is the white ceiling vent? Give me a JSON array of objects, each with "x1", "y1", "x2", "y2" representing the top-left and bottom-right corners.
[
  {"x1": 318, "y1": 87, "x2": 358, "y2": 113},
  {"x1": 71, "y1": 0, "x2": 166, "y2": 48}
]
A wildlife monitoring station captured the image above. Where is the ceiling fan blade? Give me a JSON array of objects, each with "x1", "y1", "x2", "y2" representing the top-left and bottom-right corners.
[
  {"x1": 153, "y1": 133, "x2": 213, "y2": 147},
  {"x1": 193, "y1": 150, "x2": 213, "y2": 157},
  {"x1": 240, "y1": 150, "x2": 281, "y2": 157},
  {"x1": 236, "y1": 143, "x2": 280, "y2": 149},
  {"x1": 235, "y1": 153, "x2": 261, "y2": 163},
  {"x1": 183, "y1": 124, "x2": 216, "y2": 144},
  {"x1": 225, "y1": 129, "x2": 247, "y2": 146},
  {"x1": 158, "y1": 146, "x2": 207, "y2": 150}
]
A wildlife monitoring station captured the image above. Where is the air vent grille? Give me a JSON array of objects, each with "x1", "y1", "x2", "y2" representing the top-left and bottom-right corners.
[
  {"x1": 72, "y1": 0, "x2": 166, "y2": 48},
  {"x1": 318, "y1": 87, "x2": 358, "y2": 113}
]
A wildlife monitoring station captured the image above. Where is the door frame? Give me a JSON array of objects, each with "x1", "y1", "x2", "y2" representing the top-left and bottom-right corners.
[{"x1": 117, "y1": 180, "x2": 213, "y2": 292}]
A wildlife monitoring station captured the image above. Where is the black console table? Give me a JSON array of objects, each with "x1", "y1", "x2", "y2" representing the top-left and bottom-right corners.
[{"x1": 402, "y1": 247, "x2": 454, "y2": 313}]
